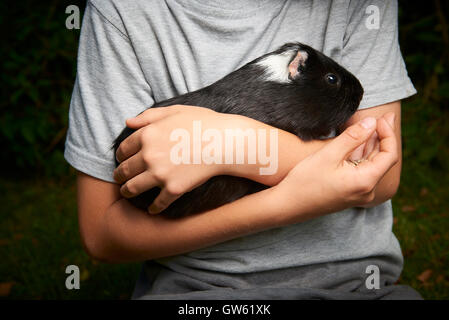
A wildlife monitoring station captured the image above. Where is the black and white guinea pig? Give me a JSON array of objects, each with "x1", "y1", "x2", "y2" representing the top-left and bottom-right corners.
[{"x1": 114, "y1": 42, "x2": 364, "y2": 218}]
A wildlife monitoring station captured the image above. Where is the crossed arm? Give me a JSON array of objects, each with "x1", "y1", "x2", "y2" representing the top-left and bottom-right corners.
[{"x1": 76, "y1": 101, "x2": 401, "y2": 263}]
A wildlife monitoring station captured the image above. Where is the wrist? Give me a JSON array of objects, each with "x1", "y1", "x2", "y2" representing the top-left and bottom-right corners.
[
  {"x1": 213, "y1": 113, "x2": 265, "y2": 177},
  {"x1": 263, "y1": 181, "x2": 312, "y2": 227},
  {"x1": 269, "y1": 174, "x2": 338, "y2": 226}
]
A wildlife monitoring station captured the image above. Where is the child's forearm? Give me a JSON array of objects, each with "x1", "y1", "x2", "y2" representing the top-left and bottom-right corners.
[
  {"x1": 219, "y1": 115, "x2": 328, "y2": 186},
  {"x1": 98, "y1": 187, "x2": 285, "y2": 262}
]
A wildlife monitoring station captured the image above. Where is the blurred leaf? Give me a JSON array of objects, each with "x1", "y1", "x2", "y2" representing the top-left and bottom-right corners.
[
  {"x1": 0, "y1": 282, "x2": 15, "y2": 297},
  {"x1": 80, "y1": 269, "x2": 90, "y2": 282},
  {"x1": 402, "y1": 205, "x2": 416, "y2": 213},
  {"x1": 417, "y1": 269, "x2": 433, "y2": 283}
]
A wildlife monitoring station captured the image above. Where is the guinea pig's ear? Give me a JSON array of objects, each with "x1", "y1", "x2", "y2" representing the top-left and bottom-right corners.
[{"x1": 288, "y1": 50, "x2": 308, "y2": 80}]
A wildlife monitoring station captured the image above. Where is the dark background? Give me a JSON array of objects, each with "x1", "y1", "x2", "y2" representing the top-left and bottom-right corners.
[{"x1": 0, "y1": 0, "x2": 448, "y2": 299}]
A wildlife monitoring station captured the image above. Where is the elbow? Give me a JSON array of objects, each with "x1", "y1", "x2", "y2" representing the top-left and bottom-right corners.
[
  {"x1": 78, "y1": 205, "x2": 141, "y2": 263},
  {"x1": 78, "y1": 215, "x2": 114, "y2": 263},
  {"x1": 382, "y1": 172, "x2": 401, "y2": 203},
  {"x1": 386, "y1": 179, "x2": 400, "y2": 201},
  {"x1": 361, "y1": 175, "x2": 401, "y2": 208},
  {"x1": 79, "y1": 226, "x2": 109, "y2": 263},
  {"x1": 80, "y1": 238, "x2": 102, "y2": 262}
]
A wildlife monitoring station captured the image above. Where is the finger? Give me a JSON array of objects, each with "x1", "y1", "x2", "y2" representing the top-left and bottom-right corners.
[
  {"x1": 148, "y1": 188, "x2": 182, "y2": 214},
  {"x1": 126, "y1": 106, "x2": 182, "y2": 129},
  {"x1": 113, "y1": 152, "x2": 147, "y2": 184},
  {"x1": 377, "y1": 115, "x2": 396, "y2": 148},
  {"x1": 349, "y1": 142, "x2": 365, "y2": 161},
  {"x1": 323, "y1": 117, "x2": 377, "y2": 162},
  {"x1": 363, "y1": 131, "x2": 378, "y2": 159},
  {"x1": 120, "y1": 171, "x2": 160, "y2": 198},
  {"x1": 367, "y1": 139, "x2": 380, "y2": 161},
  {"x1": 358, "y1": 117, "x2": 398, "y2": 180},
  {"x1": 115, "y1": 129, "x2": 143, "y2": 163}
]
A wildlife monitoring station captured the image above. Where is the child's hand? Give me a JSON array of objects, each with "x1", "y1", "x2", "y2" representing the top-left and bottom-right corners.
[
  {"x1": 113, "y1": 105, "x2": 247, "y2": 214},
  {"x1": 272, "y1": 113, "x2": 397, "y2": 222}
]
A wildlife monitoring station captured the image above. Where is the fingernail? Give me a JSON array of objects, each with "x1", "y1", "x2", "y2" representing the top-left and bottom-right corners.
[
  {"x1": 148, "y1": 204, "x2": 159, "y2": 214},
  {"x1": 125, "y1": 117, "x2": 136, "y2": 126},
  {"x1": 120, "y1": 186, "x2": 132, "y2": 198},
  {"x1": 360, "y1": 117, "x2": 376, "y2": 129}
]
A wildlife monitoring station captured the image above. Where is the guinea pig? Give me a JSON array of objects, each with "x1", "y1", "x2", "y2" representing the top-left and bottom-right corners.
[{"x1": 113, "y1": 42, "x2": 364, "y2": 218}]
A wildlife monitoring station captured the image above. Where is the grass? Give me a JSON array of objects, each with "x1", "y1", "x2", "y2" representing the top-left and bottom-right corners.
[
  {"x1": 391, "y1": 96, "x2": 449, "y2": 299},
  {"x1": 0, "y1": 173, "x2": 140, "y2": 299},
  {"x1": 0, "y1": 96, "x2": 448, "y2": 300}
]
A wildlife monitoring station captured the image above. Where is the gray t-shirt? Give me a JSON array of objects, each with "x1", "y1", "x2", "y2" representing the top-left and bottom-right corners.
[{"x1": 65, "y1": 0, "x2": 420, "y2": 299}]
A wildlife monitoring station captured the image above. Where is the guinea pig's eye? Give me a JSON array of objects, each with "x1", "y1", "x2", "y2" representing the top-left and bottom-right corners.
[{"x1": 326, "y1": 73, "x2": 338, "y2": 85}]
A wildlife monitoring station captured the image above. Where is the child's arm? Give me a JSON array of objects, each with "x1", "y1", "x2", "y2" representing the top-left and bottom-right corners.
[
  {"x1": 114, "y1": 101, "x2": 401, "y2": 213},
  {"x1": 77, "y1": 114, "x2": 398, "y2": 262}
]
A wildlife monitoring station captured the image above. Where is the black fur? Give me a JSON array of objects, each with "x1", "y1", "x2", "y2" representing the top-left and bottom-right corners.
[{"x1": 113, "y1": 42, "x2": 363, "y2": 218}]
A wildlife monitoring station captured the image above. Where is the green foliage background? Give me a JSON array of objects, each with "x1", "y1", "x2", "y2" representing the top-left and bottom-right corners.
[{"x1": 0, "y1": 0, "x2": 448, "y2": 299}]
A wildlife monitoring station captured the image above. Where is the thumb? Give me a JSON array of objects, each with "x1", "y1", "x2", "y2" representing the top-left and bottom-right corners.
[{"x1": 324, "y1": 117, "x2": 377, "y2": 161}]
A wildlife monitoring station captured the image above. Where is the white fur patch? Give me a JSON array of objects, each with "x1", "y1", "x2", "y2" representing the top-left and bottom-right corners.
[{"x1": 255, "y1": 50, "x2": 299, "y2": 83}]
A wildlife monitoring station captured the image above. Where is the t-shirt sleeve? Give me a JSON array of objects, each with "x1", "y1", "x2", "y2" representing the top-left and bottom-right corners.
[
  {"x1": 341, "y1": 0, "x2": 416, "y2": 109},
  {"x1": 64, "y1": 1, "x2": 154, "y2": 182}
]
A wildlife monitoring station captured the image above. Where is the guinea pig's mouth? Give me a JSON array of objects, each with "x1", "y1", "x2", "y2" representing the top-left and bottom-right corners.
[
  {"x1": 340, "y1": 81, "x2": 364, "y2": 122},
  {"x1": 288, "y1": 50, "x2": 308, "y2": 80}
]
